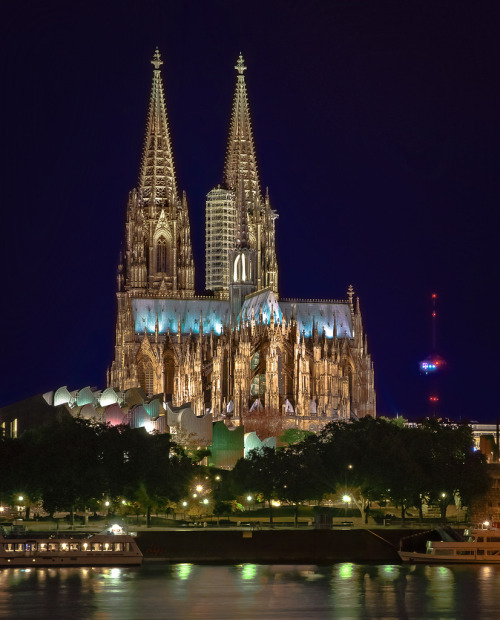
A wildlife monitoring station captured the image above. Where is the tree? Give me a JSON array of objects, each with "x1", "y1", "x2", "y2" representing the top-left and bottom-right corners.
[
  {"x1": 279, "y1": 428, "x2": 314, "y2": 446},
  {"x1": 233, "y1": 447, "x2": 282, "y2": 524},
  {"x1": 20, "y1": 418, "x2": 105, "y2": 521},
  {"x1": 278, "y1": 441, "x2": 327, "y2": 526},
  {"x1": 420, "y1": 420, "x2": 490, "y2": 521},
  {"x1": 242, "y1": 407, "x2": 285, "y2": 440},
  {"x1": 121, "y1": 429, "x2": 193, "y2": 527}
]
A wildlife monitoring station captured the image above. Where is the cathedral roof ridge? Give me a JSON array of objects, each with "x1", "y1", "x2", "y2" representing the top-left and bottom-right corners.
[
  {"x1": 243, "y1": 286, "x2": 275, "y2": 300},
  {"x1": 279, "y1": 297, "x2": 350, "y2": 305}
]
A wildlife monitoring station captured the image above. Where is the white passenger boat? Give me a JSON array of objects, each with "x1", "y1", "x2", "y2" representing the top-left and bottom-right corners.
[
  {"x1": 0, "y1": 524, "x2": 143, "y2": 567},
  {"x1": 398, "y1": 523, "x2": 500, "y2": 564}
]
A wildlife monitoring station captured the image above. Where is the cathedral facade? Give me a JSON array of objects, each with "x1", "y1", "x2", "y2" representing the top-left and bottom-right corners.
[{"x1": 109, "y1": 50, "x2": 376, "y2": 432}]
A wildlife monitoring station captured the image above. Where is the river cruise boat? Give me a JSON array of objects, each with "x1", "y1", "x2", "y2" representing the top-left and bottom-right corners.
[
  {"x1": 398, "y1": 523, "x2": 500, "y2": 564},
  {"x1": 0, "y1": 524, "x2": 143, "y2": 567}
]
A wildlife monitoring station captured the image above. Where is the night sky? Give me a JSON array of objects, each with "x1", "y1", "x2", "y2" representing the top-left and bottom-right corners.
[{"x1": 1, "y1": 1, "x2": 499, "y2": 422}]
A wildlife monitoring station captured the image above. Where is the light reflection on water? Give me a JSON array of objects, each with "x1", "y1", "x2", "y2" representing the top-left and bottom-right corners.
[{"x1": 2, "y1": 563, "x2": 500, "y2": 619}]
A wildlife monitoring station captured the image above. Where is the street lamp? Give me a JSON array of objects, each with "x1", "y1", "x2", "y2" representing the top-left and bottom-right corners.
[{"x1": 343, "y1": 494, "x2": 351, "y2": 518}]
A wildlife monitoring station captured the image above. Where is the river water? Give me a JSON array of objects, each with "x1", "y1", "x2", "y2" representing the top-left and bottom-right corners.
[{"x1": 1, "y1": 562, "x2": 500, "y2": 619}]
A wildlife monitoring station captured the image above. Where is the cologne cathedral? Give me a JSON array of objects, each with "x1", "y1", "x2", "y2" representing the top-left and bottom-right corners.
[{"x1": 108, "y1": 50, "x2": 376, "y2": 431}]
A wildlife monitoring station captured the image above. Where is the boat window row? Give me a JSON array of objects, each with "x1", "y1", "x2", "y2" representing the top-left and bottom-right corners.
[
  {"x1": 1, "y1": 542, "x2": 131, "y2": 552},
  {"x1": 427, "y1": 548, "x2": 500, "y2": 557}
]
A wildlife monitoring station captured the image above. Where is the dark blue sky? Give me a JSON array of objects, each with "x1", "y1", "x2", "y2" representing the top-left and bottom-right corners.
[{"x1": 1, "y1": 1, "x2": 499, "y2": 422}]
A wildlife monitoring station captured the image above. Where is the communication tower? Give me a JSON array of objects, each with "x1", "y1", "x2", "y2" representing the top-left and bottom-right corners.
[{"x1": 419, "y1": 293, "x2": 446, "y2": 415}]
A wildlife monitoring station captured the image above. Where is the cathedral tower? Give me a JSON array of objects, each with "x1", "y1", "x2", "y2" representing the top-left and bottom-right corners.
[
  {"x1": 110, "y1": 50, "x2": 196, "y2": 396},
  {"x1": 118, "y1": 48, "x2": 195, "y2": 298},
  {"x1": 205, "y1": 54, "x2": 278, "y2": 297}
]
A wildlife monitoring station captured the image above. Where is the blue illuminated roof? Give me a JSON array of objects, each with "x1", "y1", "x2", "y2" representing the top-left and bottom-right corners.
[
  {"x1": 133, "y1": 298, "x2": 231, "y2": 335},
  {"x1": 133, "y1": 294, "x2": 352, "y2": 339},
  {"x1": 279, "y1": 301, "x2": 352, "y2": 338},
  {"x1": 238, "y1": 290, "x2": 283, "y2": 324}
]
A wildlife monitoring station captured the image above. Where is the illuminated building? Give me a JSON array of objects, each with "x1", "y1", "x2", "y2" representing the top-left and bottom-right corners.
[{"x1": 108, "y1": 50, "x2": 376, "y2": 431}]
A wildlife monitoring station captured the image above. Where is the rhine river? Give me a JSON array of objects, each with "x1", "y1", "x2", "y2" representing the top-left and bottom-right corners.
[{"x1": 2, "y1": 562, "x2": 500, "y2": 619}]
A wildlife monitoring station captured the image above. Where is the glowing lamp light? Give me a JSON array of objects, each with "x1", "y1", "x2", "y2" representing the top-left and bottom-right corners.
[
  {"x1": 144, "y1": 420, "x2": 155, "y2": 433},
  {"x1": 192, "y1": 493, "x2": 197, "y2": 498},
  {"x1": 342, "y1": 495, "x2": 351, "y2": 503},
  {"x1": 196, "y1": 485, "x2": 204, "y2": 493},
  {"x1": 246, "y1": 495, "x2": 253, "y2": 502},
  {"x1": 0, "y1": 506, "x2": 4, "y2": 512},
  {"x1": 105, "y1": 501, "x2": 110, "y2": 507},
  {"x1": 121, "y1": 500, "x2": 126, "y2": 505},
  {"x1": 182, "y1": 501, "x2": 188, "y2": 507},
  {"x1": 271, "y1": 500, "x2": 280, "y2": 507},
  {"x1": 203, "y1": 499, "x2": 209, "y2": 505},
  {"x1": 215, "y1": 475, "x2": 221, "y2": 481},
  {"x1": 484, "y1": 521, "x2": 490, "y2": 527},
  {"x1": 18, "y1": 496, "x2": 24, "y2": 502}
]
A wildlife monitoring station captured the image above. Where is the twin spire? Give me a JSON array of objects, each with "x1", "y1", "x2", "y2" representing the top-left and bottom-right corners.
[
  {"x1": 139, "y1": 48, "x2": 178, "y2": 206},
  {"x1": 139, "y1": 49, "x2": 260, "y2": 210},
  {"x1": 224, "y1": 53, "x2": 261, "y2": 203}
]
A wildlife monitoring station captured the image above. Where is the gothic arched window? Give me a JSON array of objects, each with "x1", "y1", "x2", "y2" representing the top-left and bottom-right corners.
[
  {"x1": 157, "y1": 237, "x2": 168, "y2": 273},
  {"x1": 138, "y1": 360, "x2": 154, "y2": 396}
]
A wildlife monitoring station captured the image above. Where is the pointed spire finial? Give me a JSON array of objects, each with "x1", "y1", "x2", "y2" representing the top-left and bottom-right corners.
[
  {"x1": 235, "y1": 53, "x2": 246, "y2": 75},
  {"x1": 347, "y1": 284, "x2": 354, "y2": 306},
  {"x1": 151, "y1": 47, "x2": 163, "y2": 71}
]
